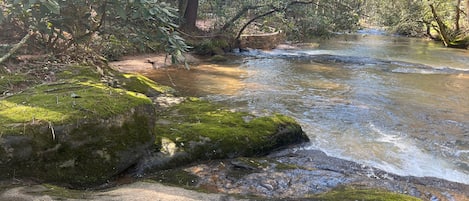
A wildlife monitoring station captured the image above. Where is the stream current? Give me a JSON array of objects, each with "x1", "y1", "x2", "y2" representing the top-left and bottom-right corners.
[{"x1": 148, "y1": 30, "x2": 469, "y2": 184}]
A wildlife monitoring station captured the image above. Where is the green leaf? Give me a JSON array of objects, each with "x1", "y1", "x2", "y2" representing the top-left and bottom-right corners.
[
  {"x1": 116, "y1": 6, "x2": 127, "y2": 20},
  {"x1": 42, "y1": 0, "x2": 60, "y2": 14}
]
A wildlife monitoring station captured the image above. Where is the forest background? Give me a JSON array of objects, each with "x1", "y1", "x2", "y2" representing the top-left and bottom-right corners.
[{"x1": 1, "y1": 0, "x2": 469, "y2": 70}]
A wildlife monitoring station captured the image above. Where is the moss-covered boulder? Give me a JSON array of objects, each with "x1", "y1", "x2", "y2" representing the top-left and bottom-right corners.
[
  {"x1": 140, "y1": 98, "x2": 309, "y2": 171},
  {"x1": 117, "y1": 73, "x2": 176, "y2": 97},
  {"x1": 0, "y1": 75, "x2": 155, "y2": 186}
]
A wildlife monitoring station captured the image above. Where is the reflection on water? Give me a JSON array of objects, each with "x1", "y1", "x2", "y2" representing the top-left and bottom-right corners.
[
  {"x1": 147, "y1": 33, "x2": 469, "y2": 184},
  {"x1": 145, "y1": 63, "x2": 248, "y2": 96}
]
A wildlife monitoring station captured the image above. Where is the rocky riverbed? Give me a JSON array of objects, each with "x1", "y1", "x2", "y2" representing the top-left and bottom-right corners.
[
  {"x1": 2, "y1": 57, "x2": 469, "y2": 200},
  {"x1": 2, "y1": 146, "x2": 468, "y2": 200}
]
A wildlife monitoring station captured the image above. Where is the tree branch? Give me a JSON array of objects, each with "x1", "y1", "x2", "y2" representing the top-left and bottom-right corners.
[
  {"x1": 235, "y1": 8, "x2": 278, "y2": 40},
  {"x1": 221, "y1": 5, "x2": 264, "y2": 31},
  {"x1": 428, "y1": 1, "x2": 450, "y2": 47},
  {"x1": 234, "y1": 1, "x2": 317, "y2": 41},
  {"x1": 0, "y1": 31, "x2": 33, "y2": 65}
]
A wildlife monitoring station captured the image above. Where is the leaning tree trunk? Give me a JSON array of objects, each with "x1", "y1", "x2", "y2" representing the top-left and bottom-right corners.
[
  {"x1": 455, "y1": 0, "x2": 461, "y2": 32},
  {"x1": 429, "y1": 2, "x2": 451, "y2": 47},
  {"x1": 0, "y1": 31, "x2": 32, "y2": 65},
  {"x1": 467, "y1": 0, "x2": 469, "y2": 24}
]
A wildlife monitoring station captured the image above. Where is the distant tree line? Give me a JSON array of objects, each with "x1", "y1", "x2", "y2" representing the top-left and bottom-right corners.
[
  {"x1": 362, "y1": 0, "x2": 469, "y2": 48},
  {"x1": 1, "y1": 0, "x2": 467, "y2": 66}
]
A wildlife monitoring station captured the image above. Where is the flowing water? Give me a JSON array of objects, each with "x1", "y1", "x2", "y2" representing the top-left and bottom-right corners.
[{"x1": 147, "y1": 30, "x2": 469, "y2": 184}]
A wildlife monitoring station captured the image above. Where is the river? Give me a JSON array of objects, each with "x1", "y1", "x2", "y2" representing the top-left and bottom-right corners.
[{"x1": 146, "y1": 30, "x2": 469, "y2": 185}]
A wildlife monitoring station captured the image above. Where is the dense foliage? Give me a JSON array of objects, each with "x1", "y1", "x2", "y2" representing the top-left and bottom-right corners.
[
  {"x1": 189, "y1": 0, "x2": 363, "y2": 40},
  {"x1": 0, "y1": 0, "x2": 190, "y2": 62},
  {"x1": 1, "y1": 0, "x2": 467, "y2": 65},
  {"x1": 362, "y1": 0, "x2": 469, "y2": 47}
]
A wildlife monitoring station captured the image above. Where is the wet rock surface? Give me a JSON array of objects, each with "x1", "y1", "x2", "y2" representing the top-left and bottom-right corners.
[{"x1": 163, "y1": 146, "x2": 469, "y2": 200}]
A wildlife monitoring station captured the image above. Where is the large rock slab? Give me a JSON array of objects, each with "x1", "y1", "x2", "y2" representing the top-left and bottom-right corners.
[
  {"x1": 137, "y1": 97, "x2": 309, "y2": 173},
  {"x1": 0, "y1": 78, "x2": 155, "y2": 187}
]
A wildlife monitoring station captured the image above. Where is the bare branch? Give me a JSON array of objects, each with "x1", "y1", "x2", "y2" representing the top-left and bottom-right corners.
[
  {"x1": 0, "y1": 31, "x2": 33, "y2": 65},
  {"x1": 221, "y1": 5, "x2": 264, "y2": 31}
]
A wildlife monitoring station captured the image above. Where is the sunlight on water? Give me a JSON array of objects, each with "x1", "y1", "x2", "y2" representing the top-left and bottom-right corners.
[
  {"x1": 149, "y1": 33, "x2": 469, "y2": 184},
  {"x1": 239, "y1": 46, "x2": 469, "y2": 184},
  {"x1": 306, "y1": 122, "x2": 469, "y2": 184}
]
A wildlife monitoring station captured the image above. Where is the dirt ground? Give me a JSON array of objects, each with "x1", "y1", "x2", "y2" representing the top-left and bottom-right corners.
[
  {"x1": 0, "y1": 181, "x2": 248, "y2": 201},
  {"x1": 110, "y1": 53, "x2": 201, "y2": 73}
]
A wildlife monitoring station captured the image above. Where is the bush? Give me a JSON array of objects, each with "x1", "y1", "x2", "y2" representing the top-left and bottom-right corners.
[{"x1": 0, "y1": 0, "x2": 189, "y2": 63}]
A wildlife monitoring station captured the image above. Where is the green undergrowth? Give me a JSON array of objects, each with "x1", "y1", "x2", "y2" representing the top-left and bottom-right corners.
[
  {"x1": 154, "y1": 98, "x2": 307, "y2": 162},
  {"x1": 309, "y1": 186, "x2": 421, "y2": 201}
]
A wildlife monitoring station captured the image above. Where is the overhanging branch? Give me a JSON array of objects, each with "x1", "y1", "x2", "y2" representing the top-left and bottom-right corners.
[{"x1": 234, "y1": 1, "x2": 317, "y2": 40}]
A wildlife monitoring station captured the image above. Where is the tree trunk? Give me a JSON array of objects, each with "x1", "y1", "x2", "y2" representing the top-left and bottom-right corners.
[
  {"x1": 467, "y1": 0, "x2": 469, "y2": 24},
  {"x1": 429, "y1": 2, "x2": 451, "y2": 47},
  {"x1": 455, "y1": 0, "x2": 461, "y2": 32},
  {"x1": 182, "y1": 0, "x2": 198, "y2": 31}
]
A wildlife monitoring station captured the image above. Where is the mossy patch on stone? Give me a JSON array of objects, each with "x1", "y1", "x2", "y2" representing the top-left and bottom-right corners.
[
  {"x1": 39, "y1": 184, "x2": 91, "y2": 199},
  {"x1": 0, "y1": 66, "x2": 156, "y2": 187},
  {"x1": 309, "y1": 186, "x2": 422, "y2": 201},
  {"x1": 191, "y1": 39, "x2": 230, "y2": 56},
  {"x1": 0, "y1": 74, "x2": 38, "y2": 94},
  {"x1": 56, "y1": 65, "x2": 102, "y2": 82},
  {"x1": 209, "y1": 55, "x2": 228, "y2": 63},
  {"x1": 0, "y1": 80, "x2": 151, "y2": 134},
  {"x1": 118, "y1": 73, "x2": 175, "y2": 96},
  {"x1": 151, "y1": 98, "x2": 309, "y2": 168}
]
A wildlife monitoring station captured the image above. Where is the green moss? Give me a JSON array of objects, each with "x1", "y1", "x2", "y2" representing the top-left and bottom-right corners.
[
  {"x1": 40, "y1": 184, "x2": 90, "y2": 199},
  {"x1": 0, "y1": 74, "x2": 38, "y2": 94},
  {"x1": 0, "y1": 104, "x2": 154, "y2": 186},
  {"x1": 56, "y1": 65, "x2": 101, "y2": 81},
  {"x1": 0, "y1": 64, "x2": 160, "y2": 187},
  {"x1": 310, "y1": 186, "x2": 421, "y2": 201},
  {"x1": 154, "y1": 98, "x2": 307, "y2": 165},
  {"x1": 210, "y1": 55, "x2": 228, "y2": 62},
  {"x1": 149, "y1": 169, "x2": 199, "y2": 187},
  {"x1": 119, "y1": 73, "x2": 175, "y2": 96},
  {"x1": 191, "y1": 39, "x2": 230, "y2": 55},
  {"x1": 0, "y1": 80, "x2": 151, "y2": 135},
  {"x1": 449, "y1": 35, "x2": 469, "y2": 48}
]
